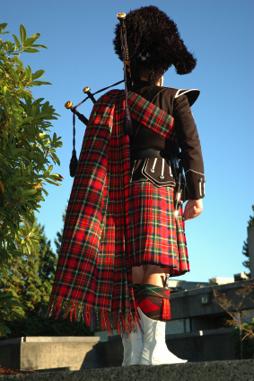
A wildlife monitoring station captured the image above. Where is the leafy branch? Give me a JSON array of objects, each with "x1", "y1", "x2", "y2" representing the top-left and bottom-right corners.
[{"x1": 0, "y1": 22, "x2": 63, "y2": 259}]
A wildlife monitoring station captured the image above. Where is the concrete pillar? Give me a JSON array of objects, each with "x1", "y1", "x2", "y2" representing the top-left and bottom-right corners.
[{"x1": 247, "y1": 225, "x2": 254, "y2": 278}]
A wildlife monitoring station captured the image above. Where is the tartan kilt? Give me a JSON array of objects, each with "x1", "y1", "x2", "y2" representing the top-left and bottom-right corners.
[{"x1": 126, "y1": 180, "x2": 189, "y2": 275}]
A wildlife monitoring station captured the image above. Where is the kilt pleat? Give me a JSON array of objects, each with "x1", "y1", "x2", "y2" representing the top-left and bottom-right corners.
[{"x1": 126, "y1": 181, "x2": 189, "y2": 275}]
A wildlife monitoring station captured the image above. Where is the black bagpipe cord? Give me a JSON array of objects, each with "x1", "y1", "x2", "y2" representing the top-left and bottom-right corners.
[
  {"x1": 69, "y1": 79, "x2": 124, "y2": 177},
  {"x1": 69, "y1": 112, "x2": 78, "y2": 177}
]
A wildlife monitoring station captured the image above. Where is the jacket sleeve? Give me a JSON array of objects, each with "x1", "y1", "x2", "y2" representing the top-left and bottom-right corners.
[{"x1": 173, "y1": 92, "x2": 205, "y2": 199}]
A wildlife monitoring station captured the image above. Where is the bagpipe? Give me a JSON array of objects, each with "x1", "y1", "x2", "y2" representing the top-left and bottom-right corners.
[
  {"x1": 64, "y1": 12, "x2": 184, "y2": 214},
  {"x1": 65, "y1": 12, "x2": 131, "y2": 178}
]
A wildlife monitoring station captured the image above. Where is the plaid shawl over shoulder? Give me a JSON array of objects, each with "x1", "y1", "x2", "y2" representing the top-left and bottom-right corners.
[{"x1": 48, "y1": 90, "x2": 174, "y2": 333}]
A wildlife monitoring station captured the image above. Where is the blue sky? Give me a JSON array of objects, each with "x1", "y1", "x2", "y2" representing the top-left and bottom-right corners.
[{"x1": 2, "y1": 0, "x2": 254, "y2": 282}]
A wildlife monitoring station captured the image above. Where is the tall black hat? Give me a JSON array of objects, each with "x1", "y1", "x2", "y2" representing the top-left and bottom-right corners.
[{"x1": 113, "y1": 6, "x2": 196, "y2": 79}]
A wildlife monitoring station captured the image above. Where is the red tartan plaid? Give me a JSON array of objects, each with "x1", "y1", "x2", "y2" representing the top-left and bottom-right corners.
[
  {"x1": 48, "y1": 89, "x2": 189, "y2": 333},
  {"x1": 126, "y1": 182, "x2": 189, "y2": 274}
]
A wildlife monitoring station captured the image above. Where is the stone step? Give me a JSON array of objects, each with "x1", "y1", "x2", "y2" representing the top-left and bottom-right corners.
[{"x1": 0, "y1": 360, "x2": 254, "y2": 381}]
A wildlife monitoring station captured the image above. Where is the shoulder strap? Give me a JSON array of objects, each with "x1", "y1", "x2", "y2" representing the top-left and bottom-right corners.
[{"x1": 128, "y1": 91, "x2": 174, "y2": 139}]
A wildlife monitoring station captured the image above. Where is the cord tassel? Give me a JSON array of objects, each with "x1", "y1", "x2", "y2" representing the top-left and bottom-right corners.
[{"x1": 70, "y1": 149, "x2": 78, "y2": 177}]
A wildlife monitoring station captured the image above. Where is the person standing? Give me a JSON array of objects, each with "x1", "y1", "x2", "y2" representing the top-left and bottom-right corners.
[{"x1": 49, "y1": 5, "x2": 205, "y2": 366}]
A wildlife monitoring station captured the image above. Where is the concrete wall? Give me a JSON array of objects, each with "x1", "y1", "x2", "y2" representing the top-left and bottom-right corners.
[
  {"x1": 0, "y1": 328, "x2": 253, "y2": 371},
  {"x1": 0, "y1": 329, "x2": 246, "y2": 371},
  {"x1": 0, "y1": 337, "x2": 99, "y2": 371}
]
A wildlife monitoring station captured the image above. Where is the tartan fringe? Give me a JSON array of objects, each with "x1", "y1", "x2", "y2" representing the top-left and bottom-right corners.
[{"x1": 47, "y1": 295, "x2": 139, "y2": 335}]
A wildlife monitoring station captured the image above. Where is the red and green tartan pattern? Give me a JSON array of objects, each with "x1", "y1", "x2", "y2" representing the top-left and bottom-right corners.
[
  {"x1": 126, "y1": 182, "x2": 189, "y2": 274},
  {"x1": 134, "y1": 284, "x2": 172, "y2": 321},
  {"x1": 128, "y1": 91, "x2": 174, "y2": 138},
  {"x1": 48, "y1": 89, "x2": 189, "y2": 333}
]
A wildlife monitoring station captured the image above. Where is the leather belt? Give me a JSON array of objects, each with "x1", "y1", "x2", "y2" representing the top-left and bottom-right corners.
[{"x1": 131, "y1": 148, "x2": 163, "y2": 159}]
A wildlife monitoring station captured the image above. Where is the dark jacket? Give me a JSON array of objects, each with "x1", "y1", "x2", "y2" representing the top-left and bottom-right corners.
[{"x1": 130, "y1": 82, "x2": 205, "y2": 200}]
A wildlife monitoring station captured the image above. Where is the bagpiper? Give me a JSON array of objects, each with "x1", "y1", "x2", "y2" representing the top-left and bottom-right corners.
[{"x1": 49, "y1": 5, "x2": 205, "y2": 366}]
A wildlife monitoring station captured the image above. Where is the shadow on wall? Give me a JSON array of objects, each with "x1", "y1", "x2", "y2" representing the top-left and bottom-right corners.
[{"x1": 81, "y1": 330, "x2": 254, "y2": 369}]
